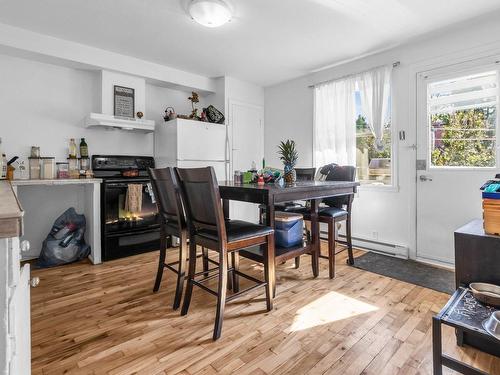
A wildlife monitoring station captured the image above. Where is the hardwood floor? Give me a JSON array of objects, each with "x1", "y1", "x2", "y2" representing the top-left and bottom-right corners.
[{"x1": 31, "y1": 244, "x2": 500, "y2": 375}]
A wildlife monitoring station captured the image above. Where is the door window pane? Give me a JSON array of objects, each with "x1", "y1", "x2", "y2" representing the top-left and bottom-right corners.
[{"x1": 428, "y1": 71, "x2": 498, "y2": 168}]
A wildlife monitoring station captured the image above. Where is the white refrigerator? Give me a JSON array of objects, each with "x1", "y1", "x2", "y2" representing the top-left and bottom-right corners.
[{"x1": 154, "y1": 118, "x2": 229, "y2": 181}]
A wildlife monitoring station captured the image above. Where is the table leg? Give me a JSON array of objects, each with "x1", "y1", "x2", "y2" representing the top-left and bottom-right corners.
[
  {"x1": 265, "y1": 200, "x2": 277, "y2": 297},
  {"x1": 310, "y1": 199, "x2": 320, "y2": 278},
  {"x1": 432, "y1": 317, "x2": 443, "y2": 375}
]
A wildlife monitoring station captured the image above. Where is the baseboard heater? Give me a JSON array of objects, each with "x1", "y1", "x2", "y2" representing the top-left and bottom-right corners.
[{"x1": 319, "y1": 230, "x2": 409, "y2": 258}]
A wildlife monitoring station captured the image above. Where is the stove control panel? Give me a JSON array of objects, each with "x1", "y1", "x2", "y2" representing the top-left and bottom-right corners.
[{"x1": 92, "y1": 155, "x2": 155, "y2": 171}]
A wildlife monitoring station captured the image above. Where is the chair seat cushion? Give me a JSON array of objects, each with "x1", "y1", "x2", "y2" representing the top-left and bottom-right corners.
[
  {"x1": 319, "y1": 207, "x2": 348, "y2": 218},
  {"x1": 197, "y1": 220, "x2": 274, "y2": 243}
]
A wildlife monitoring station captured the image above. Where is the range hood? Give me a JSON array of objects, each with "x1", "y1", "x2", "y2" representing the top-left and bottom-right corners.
[
  {"x1": 84, "y1": 70, "x2": 155, "y2": 133},
  {"x1": 85, "y1": 113, "x2": 154, "y2": 133}
]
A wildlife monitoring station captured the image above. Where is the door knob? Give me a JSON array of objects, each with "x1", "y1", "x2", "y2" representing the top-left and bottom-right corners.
[
  {"x1": 30, "y1": 277, "x2": 40, "y2": 288},
  {"x1": 419, "y1": 175, "x2": 433, "y2": 182}
]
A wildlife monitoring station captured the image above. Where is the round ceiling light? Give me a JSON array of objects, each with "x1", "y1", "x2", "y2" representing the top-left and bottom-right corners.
[{"x1": 188, "y1": 0, "x2": 232, "y2": 28}]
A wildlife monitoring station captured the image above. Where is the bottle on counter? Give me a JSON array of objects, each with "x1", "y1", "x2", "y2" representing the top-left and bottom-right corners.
[
  {"x1": 0, "y1": 153, "x2": 7, "y2": 180},
  {"x1": 69, "y1": 138, "x2": 77, "y2": 159},
  {"x1": 79, "y1": 138, "x2": 88, "y2": 158}
]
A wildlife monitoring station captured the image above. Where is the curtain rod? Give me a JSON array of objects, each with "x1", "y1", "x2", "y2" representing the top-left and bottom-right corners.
[{"x1": 308, "y1": 61, "x2": 400, "y2": 88}]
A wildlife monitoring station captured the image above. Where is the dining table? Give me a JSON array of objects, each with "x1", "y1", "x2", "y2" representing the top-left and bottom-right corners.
[{"x1": 219, "y1": 180, "x2": 360, "y2": 278}]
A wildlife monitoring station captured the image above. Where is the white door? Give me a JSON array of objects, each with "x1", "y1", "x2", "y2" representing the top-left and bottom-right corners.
[
  {"x1": 416, "y1": 63, "x2": 499, "y2": 266},
  {"x1": 230, "y1": 100, "x2": 264, "y2": 222}
]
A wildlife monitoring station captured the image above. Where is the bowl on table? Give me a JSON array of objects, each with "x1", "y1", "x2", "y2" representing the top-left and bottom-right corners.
[
  {"x1": 469, "y1": 282, "x2": 500, "y2": 308},
  {"x1": 483, "y1": 311, "x2": 500, "y2": 340}
]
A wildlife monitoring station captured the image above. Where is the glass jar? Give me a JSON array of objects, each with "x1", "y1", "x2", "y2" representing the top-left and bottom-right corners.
[
  {"x1": 28, "y1": 157, "x2": 41, "y2": 180},
  {"x1": 41, "y1": 157, "x2": 55, "y2": 179},
  {"x1": 57, "y1": 162, "x2": 69, "y2": 179},
  {"x1": 68, "y1": 158, "x2": 79, "y2": 179}
]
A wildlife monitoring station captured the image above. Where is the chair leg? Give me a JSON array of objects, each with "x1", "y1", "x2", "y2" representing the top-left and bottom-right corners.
[
  {"x1": 231, "y1": 251, "x2": 240, "y2": 293},
  {"x1": 264, "y1": 234, "x2": 275, "y2": 311},
  {"x1": 202, "y1": 247, "x2": 209, "y2": 277},
  {"x1": 328, "y1": 220, "x2": 335, "y2": 279},
  {"x1": 153, "y1": 230, "x2": 167, "y2": 292},
  {"x1": 172, "y1": 232, "x2": 187, "y2": 310},
  {"x1": 213, "y1": 247, "x2": 228, "y2": 340},
  {"x1": 181, "y1": 239, "x2": 197, "y2": 316},
  {"x1": 294, "y1": 256, "x2": 300, "y2": 269},
  {"x1": 346, "y1": 212, "x2": 354, "y2": 266}
]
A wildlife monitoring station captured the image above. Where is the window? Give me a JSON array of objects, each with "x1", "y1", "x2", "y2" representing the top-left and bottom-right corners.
[
  {"x1": 355, "y1": 90, "x2": 392, "y2": 185},
  {"x1": 313, "y1": 65, "x2": 394, "y2": 187},
  {"x1": 428, "y1": 71, "x2": 498, "y2": 168}
]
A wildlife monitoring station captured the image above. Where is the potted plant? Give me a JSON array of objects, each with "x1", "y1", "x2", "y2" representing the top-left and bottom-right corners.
[{"x1": 278, "y1": 139, "x2": 298, "y2": 184}]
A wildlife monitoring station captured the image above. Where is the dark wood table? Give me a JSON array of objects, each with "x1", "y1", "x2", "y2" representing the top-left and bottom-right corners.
[{"x1": 219, "y1": 180, "x2": 359, "y2": 278}]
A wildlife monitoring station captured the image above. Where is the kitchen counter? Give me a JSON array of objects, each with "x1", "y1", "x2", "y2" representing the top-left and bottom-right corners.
[
  {"x1": 0, "y1": 181, "x2": 24, "y2": 238},
  {"x1": 11, "y1": 178, "x2": 102, "y2": 186}
]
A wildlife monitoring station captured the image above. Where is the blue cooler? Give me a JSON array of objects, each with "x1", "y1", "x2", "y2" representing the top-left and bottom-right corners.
[{"x1": 274, "y1": 211, "x2": 303, "y2": 248}]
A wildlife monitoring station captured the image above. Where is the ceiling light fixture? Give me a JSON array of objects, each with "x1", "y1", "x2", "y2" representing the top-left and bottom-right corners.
[{"x1": 188, "y1": 0, "x2": 232, "y2": 28}]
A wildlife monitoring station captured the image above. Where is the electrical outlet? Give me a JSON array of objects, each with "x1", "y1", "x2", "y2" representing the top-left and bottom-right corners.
[{"x1": 371, "y1": 231, "x2": 378, "y2": 240}]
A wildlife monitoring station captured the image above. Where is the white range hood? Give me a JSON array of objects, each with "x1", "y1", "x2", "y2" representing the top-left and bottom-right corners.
[
  {"x1": 85, "y1": 113, "x2": 154, "y2": 133},
  {"x1": 84, "y1": 70, "x2": 155, "y2": 133}
]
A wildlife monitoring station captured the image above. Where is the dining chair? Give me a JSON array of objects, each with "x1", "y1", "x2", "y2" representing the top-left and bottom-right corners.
[
  {"x1": 316, "y1": 165, "x2": 355, "y2": 277},
  {"x1": 148, "y1": 167, "x2": 211, "y2": 310},
  {"x1": 292, "y1": 165, "x2": 356, "y2": 278},
  {"x1": 176, "y1": 166, "x2": 275, "y2": 340}
]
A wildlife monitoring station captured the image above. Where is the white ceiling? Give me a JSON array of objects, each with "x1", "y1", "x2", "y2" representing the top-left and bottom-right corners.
[{"x1": 0, "y1": 0, "x2": 500, "y2": 87}]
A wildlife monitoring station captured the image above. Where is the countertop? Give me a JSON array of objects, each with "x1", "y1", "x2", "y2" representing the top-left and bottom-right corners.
[
  {"x1": 0, "y1": 181, "x2": 24, "y2": 238},
  {"x1": 11, "y1": 178, "x2": 102, "y2": 186}
]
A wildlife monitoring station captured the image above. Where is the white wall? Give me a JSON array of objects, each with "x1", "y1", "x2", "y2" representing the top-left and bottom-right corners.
[
  {"x1": 0, "y1": 54, "x2": 154, "y2": 160},
  {"x1": 264, "y1": 13, "x2": 500, "y2": 256}
]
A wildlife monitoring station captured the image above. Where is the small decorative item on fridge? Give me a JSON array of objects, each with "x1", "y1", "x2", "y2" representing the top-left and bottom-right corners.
[
  {"x1": 188, "y1": 92, "x2": 200, "y2": 119},
  {"x1": 163, "y1": 107, "x2": 176, "y2": 122},
  {"x1": 136, "y1": 111, "x2": 144, "y2": 119},
  {"x1": 29, "y1": 157, "x2": 41, "y2": 179},
  {"x1": 56, "y1": 162, "x2": 69, "y2": 179},
  {"x1": 41, "y1": 157, "x2": 56, "y2": 179},
  {"x1": 68, "y1": 158, "x2": 79, "y2": 179},
  {"x1": 205, "y1": 105, "x2": 225, "y2": 124}
]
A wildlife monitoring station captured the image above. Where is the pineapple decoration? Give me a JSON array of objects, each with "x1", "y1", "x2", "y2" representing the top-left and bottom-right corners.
[{"x1": 278, "y1": 139, "x2": 298, "y2": 184}]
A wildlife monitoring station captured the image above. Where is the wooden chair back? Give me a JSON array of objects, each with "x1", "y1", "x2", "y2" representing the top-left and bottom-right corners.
[
  {"x1": 295, "y1": 167, "x2": 316, "y2": 181},
  {"x1": 148, "y1": 167, "x2": 186, "y2": 229},
  {"x1": 175, "y1": 167, "x2": 227, "y2": 243}
]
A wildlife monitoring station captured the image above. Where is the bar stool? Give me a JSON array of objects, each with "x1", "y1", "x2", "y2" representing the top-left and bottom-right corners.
[
  {"x1": 148, "y1": 167, "x2": 211, "y2": 310},
  {"x1": 176, "y1": 166, "x2": 275, "y2": 340}
]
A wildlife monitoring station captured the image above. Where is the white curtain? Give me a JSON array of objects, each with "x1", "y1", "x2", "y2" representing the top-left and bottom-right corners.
[
  {"x1": 358, "y1": 65, "x2": 392, "y2": 150},
  {"x1": 313, "y1": 77, "x2": 357, "y2": 168}
]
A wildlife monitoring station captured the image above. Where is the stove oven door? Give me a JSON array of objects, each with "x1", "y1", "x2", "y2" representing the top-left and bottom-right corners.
[{"x1": 102, "y1": 179, "x2": 160, "y2": 260}]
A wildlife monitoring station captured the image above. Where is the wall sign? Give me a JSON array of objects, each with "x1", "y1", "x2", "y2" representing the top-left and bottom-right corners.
[{"x1": 114, "y1": 85, "x2": 135, "y2": 118}]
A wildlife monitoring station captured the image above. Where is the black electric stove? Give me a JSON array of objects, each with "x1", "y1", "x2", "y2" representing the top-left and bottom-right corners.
[{"x1": 92, "y1": 155, "x2": 160, "y2": 261}]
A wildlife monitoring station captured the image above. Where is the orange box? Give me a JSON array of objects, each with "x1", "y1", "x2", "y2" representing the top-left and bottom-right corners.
[{"x1": 483, "y1": 199, "x2": 500, "y2": 235}]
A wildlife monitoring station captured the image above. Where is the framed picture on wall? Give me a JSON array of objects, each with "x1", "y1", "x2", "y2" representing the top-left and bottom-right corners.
[{"x1": 114, "y1": 85, "x2": 135, "y2": 118}]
